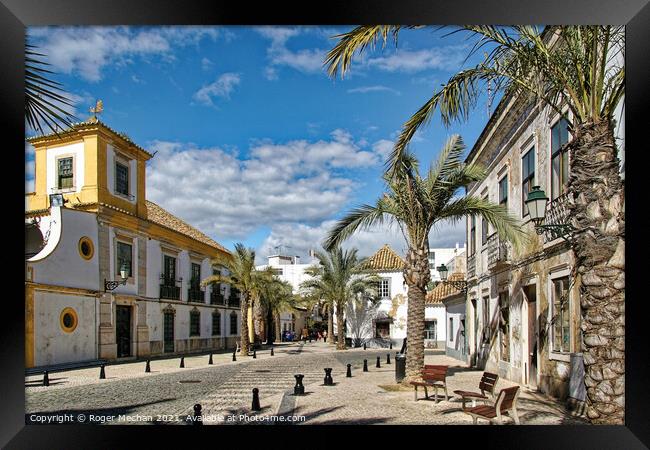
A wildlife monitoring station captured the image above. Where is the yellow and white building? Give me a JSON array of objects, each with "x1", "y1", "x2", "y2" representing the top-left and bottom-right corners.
[{"x1": 25, "y1": 117, "x2": 238, "y2": 368}]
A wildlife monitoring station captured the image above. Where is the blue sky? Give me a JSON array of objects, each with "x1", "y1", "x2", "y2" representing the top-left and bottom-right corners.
[{"x1": 25, "y1": 26, "x2": 496, "y2": 262}]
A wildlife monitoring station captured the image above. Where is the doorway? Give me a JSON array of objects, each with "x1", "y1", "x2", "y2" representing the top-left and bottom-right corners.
[
  {"x1": 375, "y1": 321, "x2": 390, "y2": 339},
  {"x1": 116, "y1": 305, "x2": 131, "y2": 358},
  {"x1": 524, "y1": 284, "x2": 538, "y2": 389},
  {"x1": 163, "y1": 310, "x2": 175, "y2": 353}
]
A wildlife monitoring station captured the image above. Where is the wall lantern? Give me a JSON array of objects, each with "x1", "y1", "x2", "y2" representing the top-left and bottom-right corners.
[
  {"x1": 436, "y1": 264, "x2": 468, "y2": 294},
  {"x1": 105, "y1": 262, "x2": 130, "y2": 291},
  {"x1": 524, "y1": 186, "x2": 575, "y2": 241}
]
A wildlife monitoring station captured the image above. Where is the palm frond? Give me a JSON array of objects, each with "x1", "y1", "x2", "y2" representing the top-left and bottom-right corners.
[{"x1": 323, "y1": 202, "x2": 390, "y2": 251}]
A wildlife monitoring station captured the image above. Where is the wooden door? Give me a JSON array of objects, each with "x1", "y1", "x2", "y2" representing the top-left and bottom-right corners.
[{"x1": 116, "y1": 306, "x2": 131, "y2": 358}]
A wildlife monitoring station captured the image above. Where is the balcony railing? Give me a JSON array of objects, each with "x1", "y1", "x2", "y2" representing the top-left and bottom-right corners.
[
  {"x1": 543, "y1": 192, "x2": 571, "y2": 243},
  {"x1": 160, "y1": 284, "x2": 181, "y2": 300},
  {"x1": 467, "y1": 254, "x2": 476, "y2": 279},
  {"x1": 487, "y1": 233, "x2": 511, "y2": 270},
  {"x1": 210, "y1": 291, "x2": 225, "y2": 305},
  {"x1": 188, "y1": 287, "x2": 203, "y2": 303}
]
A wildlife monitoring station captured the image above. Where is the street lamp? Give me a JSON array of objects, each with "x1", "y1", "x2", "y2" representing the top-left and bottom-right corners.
[
  {"x1": 436, "y1": 264, "x2": 467, "y2": 294},
  {"x1": 105, "y1": 262, "x2": 130, "y2": 291},
  {"x1": 525, "y1": 186, "x2": 574, "y2": 241}
]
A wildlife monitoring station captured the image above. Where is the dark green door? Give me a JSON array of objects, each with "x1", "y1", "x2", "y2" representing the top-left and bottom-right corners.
[
  {"x1": 116, "y1": 306, "x2": 131, "y2": 358},
  {"x1": 164, "y1": 311, "x2": 175, "y2": 353}
]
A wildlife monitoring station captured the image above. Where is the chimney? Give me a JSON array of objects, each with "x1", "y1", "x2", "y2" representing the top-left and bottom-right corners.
[{"x1": 294, "y1": 255, "x2": 300, "y2": 265}]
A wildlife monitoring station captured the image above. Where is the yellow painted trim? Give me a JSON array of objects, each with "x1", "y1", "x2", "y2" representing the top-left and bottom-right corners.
[
  {"x1": 25, "y1": 285, "x2": 34, "y2": 368},
  {"x1": 78, "y1": 236, "x2": 95, "y2": 260},
  {"x1": 60, "y1": 307, "x2": 78, "y2": 333},
  {"x1": 27, "y1": 282, "x2": 100, "y2": 297}
]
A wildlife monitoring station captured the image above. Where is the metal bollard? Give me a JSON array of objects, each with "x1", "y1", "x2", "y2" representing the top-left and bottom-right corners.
[
  {"x1": 387, "y1": 353, "x2": 391, "y2": 364},
  {"x1": 251, "y1": 388, "x2": 262, "y2": 411},
  {"x1": 363, "y1": 359, "x2": 368, "y2": 372},
  {"x1": 208, "y1": 353, "x2": 213, "y2": 365},
  {"x1": 363, "y1": 343, "x2": 366, "y2": 350},
  {"x1": 271, "y1": 347, "x2": 274, "y2": 356},
  {"x1": 145, "y1": 359, "x2": 151, "y2": 373},
  {"x1": 376, "y1": 356, "x2": 381, "y2": 368},
  {"x1": 43, "y1": 371, "x2": 49, "y2": 386},
  {"x1": 180, "y1": 357, "x2": 185, "y2": 368},
  {"x1": 324, "y1": 368, "x2": 334, "y2": 386},
  {"x1": 193, "y1": 404, "x2": 203, "y2": 426},
  {"x1": 99, "y1": 364, "x2": 106, "y2": 379},
  {"x1": 232, "y1": 351, "x2": 237, "y2": 362},
  {"x1": 253, "y1": 349, "x2": 257, "y2": 359},
  {"x1": 390, "y1": 341, "x2": 393, "y2": 350},
  {"x1": 346, "y1": 364, "x2": 352, "y2": 378},
  {"x1": 294, "y1": 374, "x2": 305, "y2": 395}
]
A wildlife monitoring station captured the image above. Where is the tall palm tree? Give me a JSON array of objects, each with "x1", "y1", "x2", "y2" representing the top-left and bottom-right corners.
[
  {"x1": 201, "y1": 244, "x2": 266, "y2": 356},
  {"x1": 325, "y1": 25, "x2": 625, "y2": 424},
  {"x1": 258, "y1": 275, "x2": 297, "y2": 343},
  {"x1": 324, "y1": 135, "x2": 525, "y2": 381},
  {"x1": 25, "y1": 43, "x2": 76, "y2": 134},
  {"x1": 301, "y1": 248, "x2": 380, "y2": 350}
]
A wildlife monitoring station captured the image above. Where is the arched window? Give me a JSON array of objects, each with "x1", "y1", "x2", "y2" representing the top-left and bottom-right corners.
[{"x1": 190, "y1": 309, "x2": 200, "y2": 337}]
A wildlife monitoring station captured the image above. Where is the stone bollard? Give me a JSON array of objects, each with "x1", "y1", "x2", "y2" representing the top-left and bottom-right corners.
[
  {"x1": 43, "y1": 371, "x2": 49, "y2": 387},
  {"x1": 324, "y1": 368, "x2": 334, "y2": 386},
  {"x1": 363, "y1": 359, "x2": 368, "y2": 372},
  {"x1": 363, "y1": 343, "x2": 366, "y2": 350},
  {"x1": 387, "y1": 354, "x2": 391, "y2": 364},
  {"x1": 99, "y1": 364, "x2": 106, "y2": 379},
  {"x1": 346, "y1": 364, "x2": 352, "y2": 378},
  {"x1": 180, "y1": 357, "x2": 185, "y2": 368},
  {"x1": 376, "y1": 356, "x2": 381, "y2": 368},
  {"x1": 208, "y1": 353, "x2": 213, "y2": 365},
  {"x1": 294, "y1": 374, "x2": 305, "y2": 395},
  {"x1": 253, "y1": 349, "x2": 257, "y2": 359},
  {"x1": 145, "y1": 359, "x2": 151, "y2": 373},
  {"x1": 193, "y1": 404, "x2": 203, "y2": 426},
  {"x1": 251, "y1": 388, "x2": 262, "y2": 412},
  {"x1": 232, "y1": 351, "x2": 237, "y2": 362},
  {"x1": 271, "y1": 347, "x2": 274, "y2": 356}
]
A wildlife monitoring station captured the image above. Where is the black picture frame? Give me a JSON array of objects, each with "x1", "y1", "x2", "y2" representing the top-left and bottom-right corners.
[{"x1": 4, "y1": 0, "x2": 649, "y2": 447}]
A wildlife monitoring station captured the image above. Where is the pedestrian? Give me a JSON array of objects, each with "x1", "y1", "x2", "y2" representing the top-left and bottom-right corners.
[{"x1": 323, "y1": 330, "x2": 328, "y2": 341}]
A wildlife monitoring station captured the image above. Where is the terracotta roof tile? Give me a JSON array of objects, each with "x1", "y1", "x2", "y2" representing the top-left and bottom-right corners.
[
  {"x1": 426, "y1": 272, "x2": 465, "y2": 304},
  {"x1": 360, "y1": 244, "x2": 405, "y2": 271}
]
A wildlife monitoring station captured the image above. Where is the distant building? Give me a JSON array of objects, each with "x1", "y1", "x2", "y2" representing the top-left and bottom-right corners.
[{"x1": 428, "y1": 243, "x2": 466, "y2": 282}]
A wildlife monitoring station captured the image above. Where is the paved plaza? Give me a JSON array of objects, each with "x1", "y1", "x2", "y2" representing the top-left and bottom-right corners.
[{"x1": 25, "y1": 342, "x2": 588, "y2": 425}]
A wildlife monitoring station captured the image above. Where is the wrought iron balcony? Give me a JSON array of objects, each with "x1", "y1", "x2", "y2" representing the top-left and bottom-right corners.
[
  {"x1": 160, "y1": 284, "x2": 181, "y2": 300},
  {"x1": 467, "y1": 254, "x2": 476, "y2": 279},
  {"x1": 188, "y1": 287, "x2": 203, "y2": 303},
  {"x1": 210, "y1": 291, "x2": 225, "y2": 305},
  {"x1": 542, "y1": 192, "x2": 571, "y2": 243},
  {"x1": 487, "y1": 233, "x2": 511, "y2": 270}
]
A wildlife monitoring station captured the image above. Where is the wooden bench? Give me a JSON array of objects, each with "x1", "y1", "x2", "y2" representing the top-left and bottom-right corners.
[
  {"x1": 453, "y1": 371, "x2": 499, "y2": 409},
  {"x1": 410, "y1": 365, "x2": 449, "y2": 402},
  {"x1": 463, "y1": 385, "x2": 521, "y2": 424}
]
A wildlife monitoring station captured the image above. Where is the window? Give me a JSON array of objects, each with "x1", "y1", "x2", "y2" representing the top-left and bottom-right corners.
[
  {"x1": 499, "y1": 176, "x2": 508, "y2": 207},
  {"x1": 230, "y1": 312, "x2": 238, "y2": 335},
  {"x1": 116, "y1": 241, "x2": 133, "y2": 278},
  {"x1": 57, "y1": 157, "x2": 74, "y2": 189},
  {"x1": 482, "y1": 296, "x2": 490, "y2": 342},
  {"x1": 481, "y1": 217, "x2": 489, "y2": 246},
  {"x1": 60, "y1": 307, "x2": 78, "y2": 333},
  {"x1": 212, "y1": 312, "x2": 221, "y2": 336},
  {"x1": 552, "y1": 276, "x2": 571, "y2": 353},
  {"x1": 469, "y1": 216, "x2": 476, "y2": 256},
  {"x1": 115, "y1": 161, "x2": 129, "y2": 196},
  {"x1": 499, "y1": 292, "x2": 510, "y2": 362},
  {"x1": 163, "y1": 255, "x2": 176, "y2": 285},
  {"x1": 521, "y1": 147, "x2": 536, "y2": 216},
  {"x1": 190, "y1": 263, "x2": 201, "y2": 290},
  {"x1": 379, "y1": 278, "x2": 391, "y2": 299},
  {"x1": 190, "y1": 310, "x2": 200, "y2": 337},
  {"x1": 424, "y1": 320, "x2": 437, "y2": 340},
  {"x1": 428, "y1": 251, "x2": 435, "y2": 270},
  {"x1": 449, "y1": 317, "x2": 454, "y2": 342},
  {"x1": 78, "y1": 237, "x2": 94, "y2": 260},
  {"x1": 551, "y1": 117, "x2": 571, "y2": 200}
]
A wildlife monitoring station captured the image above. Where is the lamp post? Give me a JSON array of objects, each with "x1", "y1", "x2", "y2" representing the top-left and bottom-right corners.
[
  {"x1": 436, "y1": 264, "x2": 468, "y2": 294},
  {"x1": 105, "y1": 262, "x2": 130, "y2": 291},
  {"x1": 524, "y1": 186, "x2": 575, "y2": 242}
]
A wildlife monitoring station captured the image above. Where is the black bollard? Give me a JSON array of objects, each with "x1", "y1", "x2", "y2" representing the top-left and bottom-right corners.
[
  {"x1": 251, "y1": 388, "x2": 262, "y2": 412},
  {"x1": 376, "y1": 356, "x2": 381, "y2": 368},
  {"x1": 271, "y1": 347, "x2": 274, "y2": 356},
  {"x1": 346, "y1": 364, "x2": 352, "y2": 378},
  {"x1": 209, "y1": 353, "x2": 213, "y2": 365},
  {"x1": 387, "y1": 353, "x2": 391, "y2": 364},
  {"x1": 294, "y1": 374, "x2": 305, "y2": 395},
  {"x1": 232, "y1": 351, "x2": 237, "y2": 362},
  {"x1": 180, "y1": 357, "x2": 185, "y2": 368},
  {"x1": 99, "y1": 364, "x2": 106, "y2": 379},
  {"x1": 363, "y1": 343, "x2": 366, "y2": 350},
  {"x1": 363, "y1": 359, "x2": 368, "y2": 372},
  {"x1": 43, "y1": 371, "x2": 49, "y2": 387},
  {"x1": 145, "y1": 359, "x2": 151, "y2": 373},
  {"x1": 253, "y1": 349, "x2": 257, "y2": 359},
  {"x1": 390, "y1": 341, "x2": 393, "y2": 350},
  {"x1": 324, "y1": 368, "x2": 334, "y2": 386},
  {"x1": 193, "y1": 404, "x2": 203, "y2": 426}
]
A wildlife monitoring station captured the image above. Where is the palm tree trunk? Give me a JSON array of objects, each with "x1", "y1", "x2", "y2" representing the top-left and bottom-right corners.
[
  {"x1": 252, "y1": 299, "x2": 264, "y2": 344},
  {"x1": 336, "y1": 301, "x2": 346, "y2": 350},
  {"x1": 327, "y1": 304, "x2": 335, "y2": 344},
  {"x1": 274, "y1": 311, "x2": 282, "y2": 342},
  {"x1": 568, "y1": 119, "x2": 624, "y2": 425},
  {"x1": 240, "y1": 293, "x2": 250, "y2": 355},
  {"x1": 403, "y1": 243, "x2": 430, "y2": 383}
]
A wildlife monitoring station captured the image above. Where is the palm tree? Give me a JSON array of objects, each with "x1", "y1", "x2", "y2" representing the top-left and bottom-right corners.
[
  {"x1": 325, "y1": 25, "x2": 625, "y2": 424},
  {"x1": 323, "y1": 135, "x2": 525, "y2": 381},
  {"x1": 258, "y1": 275, "x2": 297, "y2": 343},
  {"x1": 25, "y1": 43, "x2": 76, "y2": 134},
  {"x1": 201, "y1": 243, "x2": 266, "y2": 356},
  {"x1": 301, "y1": 248, "x2": 380, "y2": 350}
]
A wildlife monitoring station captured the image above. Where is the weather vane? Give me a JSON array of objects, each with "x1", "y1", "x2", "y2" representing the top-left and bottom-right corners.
[{"x1": 89, "y1": 99, "x2": 104, "y2": 121}]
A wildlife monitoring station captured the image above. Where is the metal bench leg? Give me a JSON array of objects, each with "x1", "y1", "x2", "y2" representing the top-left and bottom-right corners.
[
  {"x1": 472, "y1": 416, "x2": 477, "y2": 425},
  {"x1": 444, "y1": 385, "x2": 449, "y2": 401},
  {"x1": 424, "y1": 386, "x2": 429, "y2": 400},
  {"x1": 434, "y1": 386, "x2": 438, "y2": 403},
  {"x1": 511, "y1": 407, "x2": 520, "y2": 425},
  {"x1": 414, "y1": 386, "x2": 418, "y2": 401}
]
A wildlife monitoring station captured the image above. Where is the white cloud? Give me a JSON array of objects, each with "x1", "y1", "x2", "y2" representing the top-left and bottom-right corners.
[
  {"x1": 145, "y1": 130, "x2": 384, "y2": 242},
  {"x1": 372, "y1": 139, "x2": 394, "y2": 162},
  {"x1": 255, "y1": 26, "x2": 327, "y2": 78},
  {"x1": 201, "y1": 57, "x2": 214, "y2": 71},
  {"x1": 25, "y1": 143, "x2": 35, "y2": 193},
  {"x1": 28, "y1": 26, "x2": 228, "y2": 82},
  {"x1": 347, "y1": 85, "x2": 400, "y2": 95},
  {"x1": 367, "y1": 47, "x2": 465, "y2": 73},
  {"x1": 192, "y1": 72, "x2": 241, "y2": 107}
]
